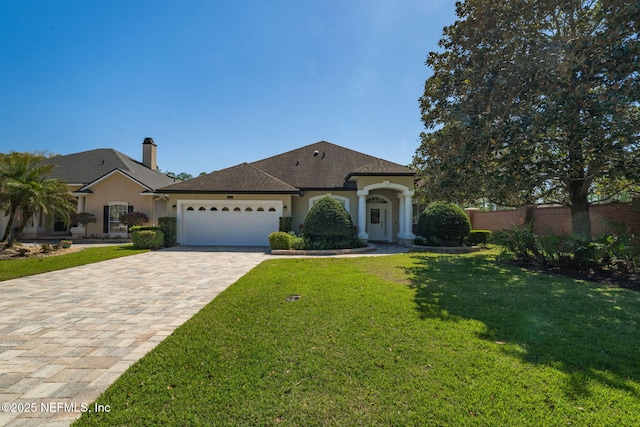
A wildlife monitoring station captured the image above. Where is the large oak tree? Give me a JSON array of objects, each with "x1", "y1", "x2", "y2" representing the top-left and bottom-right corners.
[{"x1": 413, "y1": 0, "x2": 639, "y2": 239}]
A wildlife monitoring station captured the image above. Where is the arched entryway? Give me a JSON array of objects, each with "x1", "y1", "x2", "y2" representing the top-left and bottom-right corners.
[{"x1": 356, "y1": 181, "x2": 415, "y2": 242}]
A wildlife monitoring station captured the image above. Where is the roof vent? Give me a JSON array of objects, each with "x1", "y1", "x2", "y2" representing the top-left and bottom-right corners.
[{"x1": 313, "y1": 150, "x2": 319, "y2": 156}]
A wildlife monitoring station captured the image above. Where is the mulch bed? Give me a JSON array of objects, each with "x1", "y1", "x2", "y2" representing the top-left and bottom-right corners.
[
  {"x1": 506, "y1": 259, "x2": 640, "y2": 292},
  {"x1": 0, "y1": 243, "x2": 82, "y2": 260}
]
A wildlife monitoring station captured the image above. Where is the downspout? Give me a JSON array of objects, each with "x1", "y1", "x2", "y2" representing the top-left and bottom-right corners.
[{"x1": 150, "y1": 194, "x2": 170, "y2": 225}]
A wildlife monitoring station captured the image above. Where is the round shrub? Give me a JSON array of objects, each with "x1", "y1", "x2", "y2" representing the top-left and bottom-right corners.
[
  {"x1": 290, "y1": 236, "x2": 305, "y2": 250},
  {"x1": 303, "y1": 196, "x2": 357, "y2": 248},
  {"x1": 269, "y1": 231, "x2": 292, "y2": 250},
  {"x1": 417, "y1": 202, "x2": 471, "y2": 246},
  {"x1": 132, "y1": 229, "x2": 165, "y2": 249}
]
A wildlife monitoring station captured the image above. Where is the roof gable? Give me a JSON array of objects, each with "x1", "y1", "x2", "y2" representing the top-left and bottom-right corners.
[
  {"x1": 250, "y1": 141, "x2": 414, "y2": 189},
  {"x1": 41, "y1": 149, "x2": 177, "y2": 191},
  {"x1": 159, "y1": 162, "x2": 299, "y2": 193},
  {"x1": 347, "y1": 158, "x2": 415, "y2": 178},
  {"x1": 76, "y1": 168, "x2": 153, "y2": 193}
]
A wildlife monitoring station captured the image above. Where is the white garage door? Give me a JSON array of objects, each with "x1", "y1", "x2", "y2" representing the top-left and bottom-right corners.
[{"x1": 179, "y1": 200, "x2": 282, "y2": 246}]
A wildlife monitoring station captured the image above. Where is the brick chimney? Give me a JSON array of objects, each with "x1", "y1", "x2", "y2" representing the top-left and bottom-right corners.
[{"x1": 142, "y1": 137, "x2": 157, "y2": 170}]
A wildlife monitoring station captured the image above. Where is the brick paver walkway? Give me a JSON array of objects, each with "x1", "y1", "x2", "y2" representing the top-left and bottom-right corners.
[{"x1": 0, "y1": 247, "x2": 269, "y2": 426}]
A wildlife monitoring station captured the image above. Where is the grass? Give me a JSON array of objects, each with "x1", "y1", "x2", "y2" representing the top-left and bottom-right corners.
[
  {"x1": 73, "y1": 251, "x2": 640, "y2": 426},
  {"x1": 0, "y1": 245, "x2": 148, "y2": 281}
]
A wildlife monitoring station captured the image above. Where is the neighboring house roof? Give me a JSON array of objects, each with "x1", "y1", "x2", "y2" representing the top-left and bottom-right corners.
[
  {"x1": 41, "y1": 149, "x2": 177, "y2": 191},
  {"x1": 160, "y1": 141, "x2": 415, "y2": 193}
]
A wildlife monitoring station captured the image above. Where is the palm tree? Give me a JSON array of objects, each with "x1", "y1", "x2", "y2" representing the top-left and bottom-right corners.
[{"x1": 0, "y1": 152, "x2": 76, "y2": 247}]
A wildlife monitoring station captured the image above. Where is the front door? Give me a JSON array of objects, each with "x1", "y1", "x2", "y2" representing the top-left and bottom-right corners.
[{"x1": 367, "y1": 196, "x2": 391, "y2": 242}]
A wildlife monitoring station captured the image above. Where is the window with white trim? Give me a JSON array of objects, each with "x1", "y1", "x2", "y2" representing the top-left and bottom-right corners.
[
  {"x1": 309, "y1": 194, "x2": 350, "y2": 212},
  {"x1": 109, "y1": 204, "x2": 128, "y2": 233}
]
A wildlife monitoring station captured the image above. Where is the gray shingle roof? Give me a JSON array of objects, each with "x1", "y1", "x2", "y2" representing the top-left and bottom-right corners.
[
  {"x1": 347, "y1": 158, "x2": 415, "y2": 177},
  {"x1": 160, "y1": 163, "x2": 299, "y2": 193},
  {"x1": 253, "y1": 141, "x2": 414, "y2": 188},
  {"x1": 41, "y1": 149, "x2": 177, "y2": 191},
  {"x1": 159, "y1": 141, "x2": 414, "y2": 193}
]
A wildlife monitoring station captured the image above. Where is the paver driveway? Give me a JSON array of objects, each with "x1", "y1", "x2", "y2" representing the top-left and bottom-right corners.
[{"x1": 0, "y1": 247, "x2": 269, "y2": 427}]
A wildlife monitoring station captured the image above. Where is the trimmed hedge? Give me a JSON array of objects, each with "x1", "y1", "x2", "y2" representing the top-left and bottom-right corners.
[
  {"x1": 279, "y1": 217, "x2": 293, "y2": 233},
  {"x1": 132, "y1": 230, "x2": 165, "y2": 249},
  {"x1": 158, "y1": 217, "x2": 177, "y2": 247},
  {"x1": 269, "y1": 232, "x2": 292, "y2": 250},
  {"x1": 417, "y1": 202, "x2": 471, "y2": 246},
  {"x1": 290, "y1": 236, "x2": 305, "y2": 250},
  {"x1": 467, "y1": 230, "x2": 492, "y2": 246},
  {"x1": 129, "y1": 226, "x2": 161, "y2": 232}
]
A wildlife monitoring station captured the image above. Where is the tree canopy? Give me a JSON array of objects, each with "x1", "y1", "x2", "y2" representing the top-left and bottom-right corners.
[
  {"x1": 413, "y1": 0, "x2": 639, "y2": 239},
  {"x1": 0, "y1": 152, "x2": 76, "y2": 247}
]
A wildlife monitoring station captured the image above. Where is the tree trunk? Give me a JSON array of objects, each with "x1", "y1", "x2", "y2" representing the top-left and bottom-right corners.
[
  {"x1": 569, "y1": 186, "x2": 592, "y2": 241},
  {"x1": 1, "y1": 209, "x2": 17, "y2": 242},
  {"x1": 5, "y1": 211, "x2": 32, "y2": 248}
]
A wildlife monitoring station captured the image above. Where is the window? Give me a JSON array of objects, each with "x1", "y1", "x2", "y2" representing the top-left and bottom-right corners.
[
  {"x1": 309, "y1": 194, "x2": 350, "y2": 212},
  {"x1": 257, "y1": 207, "x2": 265, "y2": 212},
  {"x1": 367, "y1": 196, "x2": 388, "y2": 204},
  {"x1": 109, "y1": 204, "x2": 128, "y2": 233},
  {"x1": 245, "y1": 207, "x2": 253, "y2": 211},
  {"x1": 370, "y1": 208, "x2": 381, "y2": 224},
  {"x1": 187, "y1": 207, "x2": 194, "y2": 211},
  {"x1": 234, "y1": 207, "x2": 241, "y2": 212},
  {"x1": 53, "y1": 215, "x2": 67, "y2": 232},
  {"x1": 198, "y1": 207, "x2": 206, "y2": 211},
  {"x1": 210, "y1": 207, "x2": 218, "y2": 211}
]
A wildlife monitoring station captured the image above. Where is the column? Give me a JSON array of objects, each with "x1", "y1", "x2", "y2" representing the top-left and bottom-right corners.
[
  {"x1": 357, "y1": 191, "x2": 368, "y2": 240},
  {"x1": 397, "y1": 194, "x2": 405, "y2": 238},
  {"x1": 71, "y1": 196, "x2": 86, "y2": 237},
  {"x1": 403, "y1": 191, "x2": 415, "y2": 239}
]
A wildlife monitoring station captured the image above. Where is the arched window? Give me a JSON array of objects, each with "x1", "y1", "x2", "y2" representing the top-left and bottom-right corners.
[
  {"x1": 268, "y1": 207, "x2": 276, "y2": 212},
  {"x1": 222, "y1": 207, "x2": 229, "y2": 211},
  {"x1": 257, "y1": 207, "x2": 265, "y2": 212},
  {"x1": 309, "y1": 194, "x2": 350, "y2": 212},
  {"x1": 210, "y1": 207, "x2": 218, "y2": 211},
  {"x1": 198, "y1": 207, "x2": 206, "y2": 211},
  {"x1": 367, "y1": 196, "x2": 389, "y2": 204},
  {"x1": 245, "y1": 207, "x2": 253, "y2": 211},
  {"x1": 233, "y1": 207, "x2": 241, "y2": 212},
  {"x1": 186, "y1": 207, "x2": 194, "y2": 211}
]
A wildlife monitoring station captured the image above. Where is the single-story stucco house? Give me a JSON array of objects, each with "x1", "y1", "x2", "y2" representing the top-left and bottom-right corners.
[
  {"x1": 1, "y1": 138, "x2": 178, "y2": 239},
  {"x1": 158, "y1": 141, "x2": 417, "y2": 246},
  {"x1": 2, "y1": 139, "x2": 417, "y2": 245}
]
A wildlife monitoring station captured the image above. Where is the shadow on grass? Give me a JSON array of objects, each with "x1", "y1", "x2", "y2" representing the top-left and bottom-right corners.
[{"x1": 405, "y1": 254, "x2": 640, "y2": 399}]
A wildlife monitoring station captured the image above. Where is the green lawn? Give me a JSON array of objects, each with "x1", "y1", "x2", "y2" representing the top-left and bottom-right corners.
[
  {"x1": 0, "y1": 245, "x2": 148, "y2": 281},
  {"x1": 73, "y1": 252, "x2": 640, "y2": 426}
]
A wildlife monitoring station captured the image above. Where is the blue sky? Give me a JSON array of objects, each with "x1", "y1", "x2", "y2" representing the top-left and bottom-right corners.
[{"x1": 0, "y1": 1, "x2": 457, "y2": 176}]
